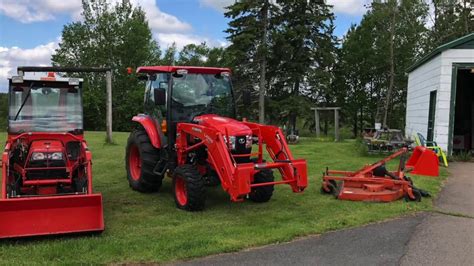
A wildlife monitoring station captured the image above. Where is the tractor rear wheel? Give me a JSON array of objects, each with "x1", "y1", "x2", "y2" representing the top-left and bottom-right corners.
[
  {"x1": 249, "y1": 169, "x2": 275, "y2": 203},
  {"x1": 126, "y1": 129, "x2": 162, "y2": 192},
  {"x1": 173, "y1": 164, "x2": 206, "y2": 211}
]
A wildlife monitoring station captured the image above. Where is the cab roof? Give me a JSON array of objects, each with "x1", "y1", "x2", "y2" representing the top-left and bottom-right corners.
[
  {"x1": 136, "y1": 66, "x2": 231, "y2": 75},
  {"x1": 8, "y1": 76, "x2": 83, "y2": 83}
]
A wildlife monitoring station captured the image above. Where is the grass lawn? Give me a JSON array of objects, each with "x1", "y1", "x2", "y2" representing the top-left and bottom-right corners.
[{"x1": 0, "y1": 131, "x2": 447, "y2": 264}]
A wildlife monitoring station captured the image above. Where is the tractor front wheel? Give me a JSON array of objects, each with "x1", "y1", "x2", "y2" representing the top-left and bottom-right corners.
[
  {"x1": 249, "y1": 169, "x2": 275, "y2": 203},
  {"x1": 173, "y1": 164, "x2": 206, "y2": 211},
  {"x1": 126, "y1": 129, "x2": 162, "y2": 192}
]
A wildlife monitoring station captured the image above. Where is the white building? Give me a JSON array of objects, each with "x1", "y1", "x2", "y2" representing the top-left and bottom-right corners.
[{"x1": 405, "y1": 33, "x2": 474, "y2": 155}]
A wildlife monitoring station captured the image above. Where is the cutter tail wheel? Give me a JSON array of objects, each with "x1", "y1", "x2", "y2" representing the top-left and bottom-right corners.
[
  {"x1": 173, "y1": 165, "x2": 206, "y2": 211},
  {"x1": 404, "y1": 188, "x2": 422, "y2": 202},
  {"x1": 249, "y1": 169, "x2": 275, "y2": 203},
  {"x1": 321, "y1": 180, "x2": 337, "y2": 195},
  {"x1": 126, "y1": 129, "x2": 163, "y2": 192}
]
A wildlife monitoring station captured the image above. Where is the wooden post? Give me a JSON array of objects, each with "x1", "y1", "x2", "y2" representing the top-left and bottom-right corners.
[
  {"x1": 106, "y1": 70, "x2": 113, "y2": 144},
  {"x1": 314, "y1": 109, "x2": 320, "y2": 138},
  {"x1": 334, "y1": 108, "x2": 340, "y2": 142}
]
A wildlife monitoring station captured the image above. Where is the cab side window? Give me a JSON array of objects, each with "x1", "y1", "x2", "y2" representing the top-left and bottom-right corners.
[{"x1": 144, "y1": 73, "x2": 168, "y2": 119}]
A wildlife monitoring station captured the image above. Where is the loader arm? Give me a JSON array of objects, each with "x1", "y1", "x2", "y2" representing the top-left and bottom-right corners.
[{"x1": 175, "y1": 122, "x2": 307, "y2": 201}]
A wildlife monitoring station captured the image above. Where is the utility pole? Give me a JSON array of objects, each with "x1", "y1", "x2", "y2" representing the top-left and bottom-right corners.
[
  {"x1": 106, "y1": 70, "x2": 113, "y2": 144},
  {"x1": 259, "y1": 0, "x2": 269, "y2": 124}
]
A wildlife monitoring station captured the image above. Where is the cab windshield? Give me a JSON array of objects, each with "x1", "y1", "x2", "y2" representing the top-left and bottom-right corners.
[
  {"x1": 8, "y1": 80, "x2": 83, "y2": 134},
  {"x1": 171, "y1": 73, "x2": 235, "y2": 120}
]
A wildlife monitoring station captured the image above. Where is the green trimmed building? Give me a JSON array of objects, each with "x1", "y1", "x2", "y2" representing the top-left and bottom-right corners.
[{"x1": 405, "y1": 33, "x2": 474, "y2": 155}]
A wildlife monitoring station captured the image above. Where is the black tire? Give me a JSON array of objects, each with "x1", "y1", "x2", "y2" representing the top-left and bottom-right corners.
[
  {"x1": 320, "y1": 180, "x2": 337, "y2": 195},
  {"x1": 249, "y1": 169, "x2": 275, "y2": 203},
  {"x1": 404, "y1": 188, "x2": 422, "y2": 202},
  {"x1": 73, "y1": 177, "x2": 88, "y2": 193},
  {"x1": 7, "y1": 174, "x2": 21, "y2": 197},
  {"x1": 173, "y1": 164, "x2": 206, "y2": 211},
  {"x1": 125, "y1": 129, "x2": 163, "y2": 192}
]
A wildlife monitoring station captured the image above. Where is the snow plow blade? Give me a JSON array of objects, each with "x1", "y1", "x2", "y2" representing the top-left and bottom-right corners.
[
  {"x1": 406, "y1": 146, "x2": 439, "y2": 177},
  {"x1": 0, "y1": 194, "x2": 104, "y2": 239}
]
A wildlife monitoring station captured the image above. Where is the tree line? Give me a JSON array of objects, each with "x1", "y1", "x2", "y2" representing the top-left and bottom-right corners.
[{"x1": 2, "y1": 0, "x2": 473, "y2": 135}]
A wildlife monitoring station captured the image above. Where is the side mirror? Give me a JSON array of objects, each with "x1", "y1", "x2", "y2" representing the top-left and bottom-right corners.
[
  {"x1": 243, "y1": 90, "x2": 251, "y2": 106},
  {"x1": 154, "y1": 88, "x2": 166, "y2": 105}
]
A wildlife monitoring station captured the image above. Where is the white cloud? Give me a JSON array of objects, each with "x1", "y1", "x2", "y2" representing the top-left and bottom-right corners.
[
  {"x1": 129, "y1": 0, "x2": 192, "y2": 33},
  {"x1": 0, "y1": 0, "x2": 82, "y2": 23},
  {"x1": 327, "y1": 0, "x2": 371, "y2": 16},
  {"x1": 201, "y1": 0, "x2": 371, "y2": 15},
  {"x1": 0, "y1": 0, "x2": 191, "y2": 34},
  {"x1": 156, "y1": 33, "x2": 227, "y2": 50},
  {"x1": 0, "y1": 42, "x2": 58, "y2": 92},
  {"x1": 199, "y1": 0, "x2": 234, "y2": 12}
]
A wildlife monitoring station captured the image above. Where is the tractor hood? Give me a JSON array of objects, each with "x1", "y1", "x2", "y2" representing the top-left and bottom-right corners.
[
  {"x1": 194, "y1": 114, "x2": 252, "y2": 136},
  {"x1": 29, "y1": 140, "x2": 64, "y2": 154}
]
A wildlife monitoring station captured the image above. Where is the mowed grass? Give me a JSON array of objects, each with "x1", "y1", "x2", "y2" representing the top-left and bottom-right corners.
[{"x1": 0, "y1": 131, "x2": 447, "y2": 264}]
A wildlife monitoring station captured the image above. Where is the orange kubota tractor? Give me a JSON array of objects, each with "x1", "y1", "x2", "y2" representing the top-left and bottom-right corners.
[
  {"x1": 125, "y1": 66, "x2": 308, "y2": 211},
  {"x1": 0, "y1": 68, "x2": 104, "y2": 238}
]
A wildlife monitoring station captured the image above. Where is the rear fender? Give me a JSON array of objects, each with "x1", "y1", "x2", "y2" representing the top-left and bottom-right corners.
[{"x1": 132, "y1": 115, "x2": 161, "y2": 149}]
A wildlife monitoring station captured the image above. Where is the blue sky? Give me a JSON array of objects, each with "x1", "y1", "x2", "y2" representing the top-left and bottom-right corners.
[{"x1": 0, "y1": 0, "x2": 369, "y2": 91}]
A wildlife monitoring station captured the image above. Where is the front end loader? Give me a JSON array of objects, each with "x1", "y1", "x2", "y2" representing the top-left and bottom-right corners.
[
  {"x1": 0, "y1": 70, "x2": 104, "y2": 239},
  {"x1": 125, "y1": 66, "x2": 307, "y2": 211}
]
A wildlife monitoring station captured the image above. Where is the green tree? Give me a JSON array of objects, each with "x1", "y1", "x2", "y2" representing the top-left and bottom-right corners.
[
  {"x1": 225, "y1": 0, "x2": 278, "y2": 122},
  {"x1": 337, "y1": 0, "x2": 429, "y2": 135},
  {"x1": 52, "y1": 0, "x2": 161, "y2": 131},
  {"x1": 176, "y1": 43, "x2": 231, "y2": 67},
  {"x1": 428, "y1": 0, "x2": 474, "y2": 50},
  {"x1": 162, "y1": 43, "x2": 178, "y2": 65},
  {"x1": 269, "y1": 0, "x2": 337, "y2": 132},
  {"x1": 0, "y1": 93, "x2": 7, "y2": 131}
]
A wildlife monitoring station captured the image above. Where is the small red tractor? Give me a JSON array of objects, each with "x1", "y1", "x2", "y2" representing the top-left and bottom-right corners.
[
  {"x1": 125, "y1": 66, "x2": 308, "y2": 211},
  {"x1": 0, "y1": 69, "x2": 104, "y2": 238},
  {"x1": 321, "y1": 147, "x2": 438, "y2": 202}
]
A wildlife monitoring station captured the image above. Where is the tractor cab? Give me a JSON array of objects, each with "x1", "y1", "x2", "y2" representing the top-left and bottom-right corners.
[
  {"x1": 138, "y1": 66, "x2": 236, "y2": 146},
  {"x1": 8, "y1": 73, "x2": 83, "y2": 135}
]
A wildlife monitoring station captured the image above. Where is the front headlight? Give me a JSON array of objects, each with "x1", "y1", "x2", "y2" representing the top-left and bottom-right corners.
[
  {"x1": 223, "y1": 136, "x2": 237, "y2": 150},
  {"x1": 31, "y1": 152, "x2": 64, "y2": 161},
  {"x1": 229, "y1": 136, "x2": 236, "y2": 150},
  {"x1": 246, "y1": 135, "x2": 253, "y2": 149},
  {"x1": 50, "y1": 152, "x2": 63, "y2": 160},
  {"x1": 31, "y1": 152, "x2": 45, "y2": 161}
]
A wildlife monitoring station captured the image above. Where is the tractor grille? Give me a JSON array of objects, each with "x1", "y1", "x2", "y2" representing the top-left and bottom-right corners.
[
  {"x1": 26, "y1": 160, "x2": 68, "y2": 179},
  {"x1": 232, "y1": 136, "x2": 251, "y2": 163},
  {"x1": 26, "y1": 169, "x2": 69, "y2": 180},
  {"x1": 234, "y1": 136, "x2": 250, "y2": 154}
]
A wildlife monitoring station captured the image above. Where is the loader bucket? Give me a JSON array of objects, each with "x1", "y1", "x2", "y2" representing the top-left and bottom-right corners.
[
  {"x1": 406, "y1": 146, "x2": 439, "y2": 177},
  {"x1": 0, "y1": 194, "x2": 104, "y2": 239}
]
